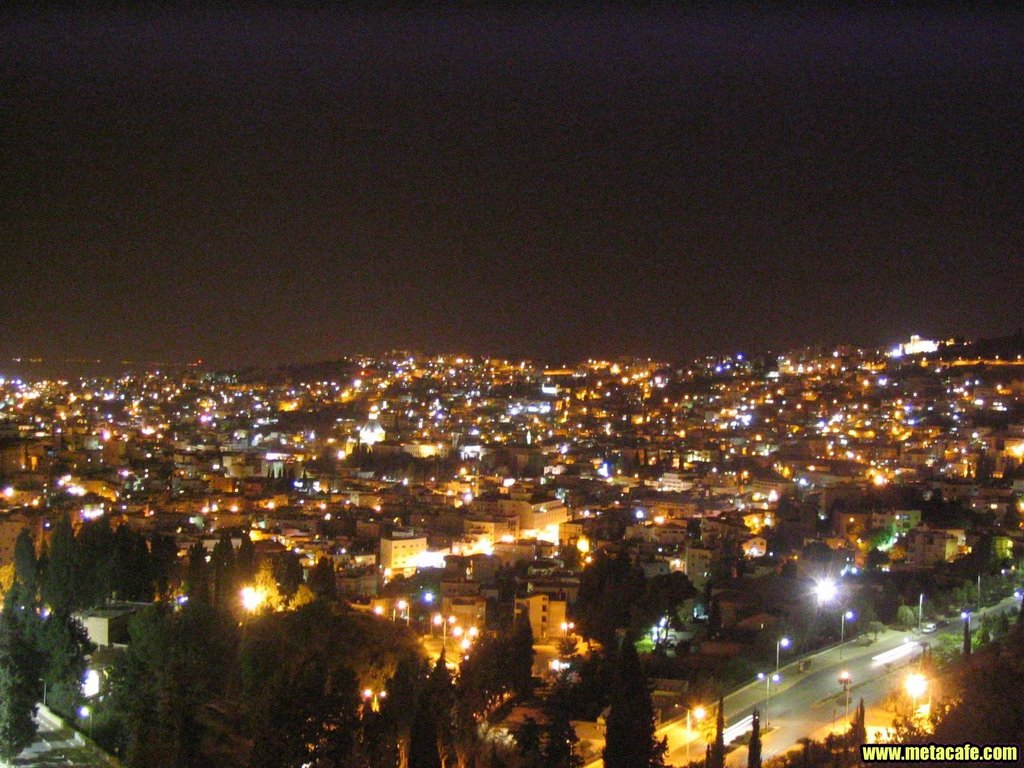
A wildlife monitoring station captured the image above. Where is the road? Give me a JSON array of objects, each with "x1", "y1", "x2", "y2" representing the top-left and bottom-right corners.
[
  {"x1": 8, "y1": 707, "x2": 116, "y2": 768},
  {"x1": 588, "y1": 594, "x2": 1021, "y2": 768}
]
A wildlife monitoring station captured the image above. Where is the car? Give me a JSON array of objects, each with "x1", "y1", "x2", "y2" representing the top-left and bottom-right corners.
[{"x1": 922, "y1": 622, "x2": 937, "y2": 634}]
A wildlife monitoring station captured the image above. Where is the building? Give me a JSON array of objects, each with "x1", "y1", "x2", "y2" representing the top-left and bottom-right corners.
[
  {"x1": 905, "y1": 527, "x2": 966, "y2": 567},
  {"x1": 514, "y1": 593, "x2": 568, "y2": 640},
  {"x1": 684, "y1": 546, "x2": 713, "y2": 589},
  {"x1": 379, "y1": 532, "x2": 427, "y2": 576}
]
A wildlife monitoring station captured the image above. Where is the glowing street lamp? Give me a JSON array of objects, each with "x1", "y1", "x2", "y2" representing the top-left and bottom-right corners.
[
  {"x1": 776, "y1": 636, "x2": 790, "y2": 672},
  {"x1": 241, "y1": 586, "x2": 266, "y2": 614},
  {"x1": 79, "y1": 705, "x2": 93, "y2": 736},
  {"x1": 394, "y1": 599, "x2": 409, "y2": 624},
  {"x1": 815, "y1": 578, "x2": 838, "y2": 605},
  {"x1": 434, "y1": 613, "x2": 457, "y2": 647},
  {"x1": 838, "y1": 671, "x2": 852, "y2": 726},
  {"x1": 840, "y1": 610, "x2": 855, "y2": 660},
  {"x1": 905, "y1": 673, "x2": 929, "y2": 722},
  {"x1": 686, "y1": 705, "x2": 706, "y2": 763},
  {"x1": 362, "y1": 688, "x2": 387, "y2": 712},
  {"x1": 757, "y1": 672, "x2": 781, "y2": 727}
]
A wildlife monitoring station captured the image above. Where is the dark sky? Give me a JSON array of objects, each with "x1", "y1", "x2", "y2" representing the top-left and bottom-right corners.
[{"x1": 2, "y1": 5, "x2": 1022, "y2": 366}]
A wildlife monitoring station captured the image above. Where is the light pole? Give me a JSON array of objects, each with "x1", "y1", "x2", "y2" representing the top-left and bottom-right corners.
[
  {"x1": 839, "y1": 610, "x2": 854, "y2": 660},
  {"x1": 79, "y1": 705, "x2": 93, "y2": 737},
  {"x1": 918, "y1": 592, "x2": 924, "y2": 632},
  {"x1": 905, "y1": 673, "x2": 928, "y2": 724},
  {"x1": 838, "y1": 671, "x2": 852, "y2": 727},
  {"x1": 686, "y1": 705, "x2": 706, "y2": 763},
  {"x1": 362, "y1": 688, "x2": 387, "y2": 712},
  {"x1": 757, "y1": 672, "x2": 780, "y2": 727},
  {"x1": 776, "y1": 636, "x2": 790, "y2": 673}
]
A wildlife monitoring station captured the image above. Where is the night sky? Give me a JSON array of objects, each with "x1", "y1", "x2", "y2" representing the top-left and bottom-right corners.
[{"x1": 2, "y1": 5, "x2": 1022, "y2": 367}]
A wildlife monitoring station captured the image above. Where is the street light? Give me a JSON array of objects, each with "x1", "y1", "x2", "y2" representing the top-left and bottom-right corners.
[
  {"x1": 241, "y1": 586, "x2": 266, "y2": 614},
  {"x1": 395, "y1": 599, "x2": 409, "y2": 624},
  {"x1": 686, "y1": 705, "x2": 707, "y2": 763},
  {"x1": 905, "y1": 673, "x2": 929, "y2": 723},
  {"x1": 79, "y1": 705, "x2": 93, "y2": 737},
  {"x1": 838, "y1": 671, "x2": 852, "y2": 727},
  {"x1": 434, "y1": 614, "x2": 457, "y2": 648},
  {"x1": 840, "y1": 611, "x2": 855, "y2": 660},
  {"x1": 776, "y1": 636, "x2": 790, "y2": 672},
  {"x1": 815, "y1": 578, "x2": 838, "y2": 606},
  {"x1": 362, "y1": 688, "x2": 387, "y2": 712},
  {"x1": 757, "y1": 672, "x2": 781, "y2": 727}
]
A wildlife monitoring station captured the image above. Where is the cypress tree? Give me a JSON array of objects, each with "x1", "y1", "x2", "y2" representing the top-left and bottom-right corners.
[
  {"x1": 13, "y1": 529, "x2": 38, "y2": 594},
  {"x1": 408, "y1": 690, "x2": 442, "y2": 768},
  {"x1": 186, "y1": 541, "x2": 210, "y2": 604},
  {"x1": 850, "y1": 699, "x2": 867, "y2": 746},
  {"x1": 708, "y1": 696, "x2": 725, "y2": 768},
  {"x1": 410, "y1": 653, "x2": 455, "y2": 768},
  {"x1": 210, "y1": 534, "x2": 236, "y2": 609},
  {"x1": 747, "y1": 709, "x2": 762, "y2": 768},
  {"x1": 42, "y1": 513, "x2": 77, "y2": 613},
  {"x1": 545, "y1": 702, "x2": 582, "y2": 768},
  {"x1": 602, "y1": 636, "x2": 666, "y2": 768},
  {"x1": 509, "y1": 611, "x2": 535, "y2": 699},
  {"x1": 236, "y1": 532, "x2": 256, "y2": 582}
]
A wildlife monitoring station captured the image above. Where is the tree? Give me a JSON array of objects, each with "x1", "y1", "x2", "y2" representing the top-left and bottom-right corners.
[
  {"x1": 963, "y1": 617, "x2": 972, "y2": 657},
  {"x1": 185, "y1": 541, "x2": 210, "y2": 604},
  {"x1": 544, "y1": 696, "x2": 582, "y2": 768},
  {"x1": 252, "y1": 560, "x2": 282, "y2": 613},
  {"x1": 308, "y1": 557, "x2": 337, "y2": 601},
  {"x1": 409, "y1": 687, "x2": 442, "y2": 768},
  {"x1": 425, "y1": 653, "x2": 457, "y2": 767},
  {"x1": 236, "y1": 533, "x2": 256, "y2": 582},
  {"x1": 379, "y1": 656, "x2": 427, "y2": 768},
  {"x1": 602, "y1": 637, "x2": 666, "y2": 768},
  {"x1": 708, "y1": 696, "x2": 726, "y2": 768},
  {"x1": 409, "y1": 654, "x2": 455, "y2": 768},
  {"x1": 0, "y1": 585, "x2": 44, "y2": 761},
  {"x1": 111, "y1": 525, "x2": 153, "y2": 602},
  {"x1": 76, "y1": 516, "x2": 115, "y2": 607},
  {"x1": 747, "y1": 709, "x2": 762, "y2": 768},
  {"x1": 290, "y1": 584, "x2": 316, "y2": 609},
  {"x1": 42, "y1": 513, "x2": 77, "y2": 613},
  {"x1": 0, "y1": 565, "x2": 13, "y2": 605},
  {"x1": 866, "y1": 547, "x2": 889, "y2": 570},
  {"x1": 273, "y1": 552, "x2": 304, "y2": 601},
  {"x1": 849, "y1": 699, "x2": 867, "y2": 746},
  {"x1": 37, "y1": 611, "x2": 91, "y2": 720},
  {"x1": 864, "y1": 620, "x2": 886, "y2": 641},
  {"x1": 509, "y1": 612, "x2": 535, "y2": 699},
  {"x1": 13, "y1": 529, "x2": 38, "y2": 593},
  {"x1": 896, "y1": 604, "x2": 917, "y2": 630},
  {"x1": 149, "y1": 534, "x2": 179, "y2": 598},
  {"x1": 210, "y1": 534, "x2": 236, "y2": 610},
  {"x1": 513, "y1": 716, "x2": 544, "y2": 768}
]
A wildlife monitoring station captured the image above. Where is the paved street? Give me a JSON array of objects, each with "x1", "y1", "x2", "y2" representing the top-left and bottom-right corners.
[
  {"x1": 586, "y1": 594, "x2": 1021, "y2": 767},
  {"x1": 6, "y1": 707, "x2": 116, "y2": 768}
]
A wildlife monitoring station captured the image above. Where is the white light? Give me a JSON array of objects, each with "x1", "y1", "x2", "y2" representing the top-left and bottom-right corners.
[{"x1": 814, "y1": 579, "x2": 837, "y2": 605}]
